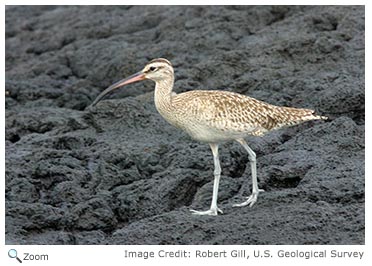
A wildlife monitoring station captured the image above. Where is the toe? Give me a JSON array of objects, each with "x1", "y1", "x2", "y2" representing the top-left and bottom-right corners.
[
  {"x1": 190, "y1": 209, "x2": 218, "y2": 216},
  {"x1": 233, "y1": 202, "x2": 248, "y2": 207},
  {"x1": 233, "y1": 192, "x2": 260, "y2": 208}
]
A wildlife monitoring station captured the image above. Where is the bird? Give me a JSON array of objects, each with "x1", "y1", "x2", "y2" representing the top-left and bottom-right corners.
[{"x1": 90, "y1": 58, "x2": 327, "y2": 216}]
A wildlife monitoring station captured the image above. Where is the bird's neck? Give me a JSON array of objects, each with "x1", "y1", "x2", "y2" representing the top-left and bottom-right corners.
[{"x1": 154, "y1": 76, "x2": 175, "y2": 114}]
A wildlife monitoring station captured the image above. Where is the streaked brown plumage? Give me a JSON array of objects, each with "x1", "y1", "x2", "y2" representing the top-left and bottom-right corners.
[{"x1": 91, "y1": 58, "x2": 327, "y2": 216}]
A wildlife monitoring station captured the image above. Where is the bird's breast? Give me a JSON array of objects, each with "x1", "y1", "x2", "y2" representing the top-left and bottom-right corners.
[{"x1": 179, "y1": 121, "x2": 257, "y2": 143}]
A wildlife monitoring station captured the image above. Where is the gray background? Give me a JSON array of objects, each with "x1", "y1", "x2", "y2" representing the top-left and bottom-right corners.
[{"x1": 5, "y1": 6, "x2": 364, "y2": 244}]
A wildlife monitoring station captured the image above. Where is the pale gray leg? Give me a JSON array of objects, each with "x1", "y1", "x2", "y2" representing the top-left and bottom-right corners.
[
  {"x1": 233, "y1": 138, "x2": 264, "y2": 207},
  {"x1": 191, "y1": 143, "x2": 223, "y2": 216}
]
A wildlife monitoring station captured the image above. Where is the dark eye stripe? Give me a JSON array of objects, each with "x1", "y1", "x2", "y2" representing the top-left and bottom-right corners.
[{"x1": 146, "y1": 66, "x2": 163, "y2": 73}]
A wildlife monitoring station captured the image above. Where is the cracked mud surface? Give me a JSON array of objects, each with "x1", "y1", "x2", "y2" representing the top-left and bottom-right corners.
[{"x1": 6, "y1": 6, "x2": 364, "y2": 244}]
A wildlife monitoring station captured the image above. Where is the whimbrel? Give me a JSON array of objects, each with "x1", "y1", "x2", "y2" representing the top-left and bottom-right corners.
[{"x1": 91, "y1": 58, "x2": 326, "y2": 216}]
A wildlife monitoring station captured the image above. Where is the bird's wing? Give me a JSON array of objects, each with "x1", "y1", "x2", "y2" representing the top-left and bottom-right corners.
[{"x1": 174, "y1": 90, "x2": 279, "y2": 135}]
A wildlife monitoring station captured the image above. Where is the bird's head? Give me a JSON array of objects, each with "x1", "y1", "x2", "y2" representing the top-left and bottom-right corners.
[
  {"x1": 90, "y1": 58, "x2": 173, "y2": 107},
  {"x1": 142, "y1": 58, "x2": 174, "y2": 82}
]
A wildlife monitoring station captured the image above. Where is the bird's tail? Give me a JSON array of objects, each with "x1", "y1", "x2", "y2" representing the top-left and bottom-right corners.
[{"x1": 273, "y1": 106, "x2": 327, "y2": 129}]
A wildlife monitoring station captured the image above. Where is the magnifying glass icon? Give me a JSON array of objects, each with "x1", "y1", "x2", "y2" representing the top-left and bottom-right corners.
[{"x1": 8, "y1": 249, "x2": 22, "y2": 263}]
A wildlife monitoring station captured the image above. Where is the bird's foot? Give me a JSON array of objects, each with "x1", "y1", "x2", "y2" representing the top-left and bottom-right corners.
[
  {"x1": 233, "y1": 189, "x2": 265, "y2": 207},
  {"x1": 190, "y1": 207, "x2": 223, "y2": 216}
]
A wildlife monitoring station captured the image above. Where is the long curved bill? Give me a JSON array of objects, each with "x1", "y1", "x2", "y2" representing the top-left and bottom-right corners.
[{"x1": 90, "y1": 71, "x2": 145, "y2": 107}]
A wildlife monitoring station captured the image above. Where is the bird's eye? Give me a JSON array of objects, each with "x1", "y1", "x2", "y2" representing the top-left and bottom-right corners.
[{"x1": 149, "y1": 66, "x2": 156, "y2": 71}]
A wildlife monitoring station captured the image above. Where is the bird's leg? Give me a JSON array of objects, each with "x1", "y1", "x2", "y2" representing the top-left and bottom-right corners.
[
  {"x1": 191, "y1": 143, "x2": 223, "y2": 216},
  {"x1": 233, "y1": 138, "x2": 264, "y2": 207}
]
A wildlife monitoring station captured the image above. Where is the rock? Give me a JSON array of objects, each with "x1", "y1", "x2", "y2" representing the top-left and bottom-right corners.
[{"x1": 6, "y1": 6, "x2": 364, "y2": 244}]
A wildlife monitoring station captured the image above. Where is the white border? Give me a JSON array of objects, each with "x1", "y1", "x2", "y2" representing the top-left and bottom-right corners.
[
  {"x1": 3, "y1": 0, "x2": 370, "y2": 5},
  {"x1": 2, "y1": 2, "x2": 369, "y2": 266}
]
